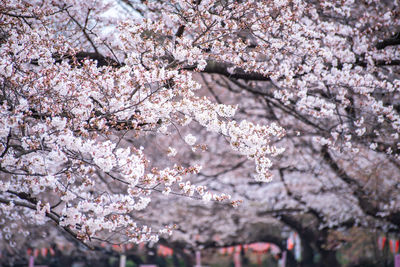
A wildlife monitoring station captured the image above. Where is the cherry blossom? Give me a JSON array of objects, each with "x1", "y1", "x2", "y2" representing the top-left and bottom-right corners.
[{"x1": 1, "y1": 1, "x2": 400, "y2": 266}]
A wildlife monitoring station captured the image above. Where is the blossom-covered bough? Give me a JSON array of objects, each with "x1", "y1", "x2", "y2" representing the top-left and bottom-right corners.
[
  {"x1": 0, "y1": 0, "x2": 286, "y2": 251},
  {"x1": 1, "y1": 0, "x2": 400, "y2": 265}
]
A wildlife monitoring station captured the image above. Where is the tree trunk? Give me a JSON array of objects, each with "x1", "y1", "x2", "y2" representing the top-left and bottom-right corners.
[
  {"x1": 299, "y1": 241, "x2": 315, "y2": 267},
  {"x1": 318, "y1": 249, "x2": 339, "y2": 267}
]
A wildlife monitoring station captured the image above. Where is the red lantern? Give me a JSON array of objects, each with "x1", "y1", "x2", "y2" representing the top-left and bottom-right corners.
[
  {"x1": 34, "y1": 249, "x2": 39, "y2": 258},
  {"x1": 41, "y1": 248, "x2": 48, "y2": 257},
  {"x1": 157, "y1": 245, "x2": 173, "y2": 257},
  {"x1": 219, "y1": 247, "x2": 227, "y2": 255},
  {"x1": 378, "y1": 236, "x2": 387, "y2": 250}
]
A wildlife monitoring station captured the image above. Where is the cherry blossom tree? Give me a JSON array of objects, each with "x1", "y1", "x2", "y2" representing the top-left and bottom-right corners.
[
  {"x1": 1, "y1": 0, "x2": 400, "y2": 265},
  {"x1": 0, "y1": 0, "x2": 284, "y2": 251}
]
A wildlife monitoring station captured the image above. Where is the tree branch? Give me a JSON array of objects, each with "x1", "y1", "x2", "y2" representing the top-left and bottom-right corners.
[
  {"x1": 320, "y1": 146, "x2": 400, "y2": 226},
  {"x1": 0, "y1": 195, "x2": 94, "y2": 250},
  {"x1": 376, "y1": 33, "x2": 400, "y2": 50},
  {"x1": 184, "y1": 60, "x2": 270, "y2": 81}
]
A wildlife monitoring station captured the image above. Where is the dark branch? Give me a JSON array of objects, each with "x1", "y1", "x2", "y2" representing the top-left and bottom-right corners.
[
  {"x1": 175, "y1": 25, "x2": 185, "y2": 38},
  {"x1": 376, "y1": 33, "x2": 400, "y2": 50},
  {"x1": 29, "y1": 52, "x2": 122, "y2": 68},
  {"x1": 184, "y1": 60, "x2": 271, "y2": 81},
  {"x1": 61, "y1": 52, "x2": 122, "y2": 68}
]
